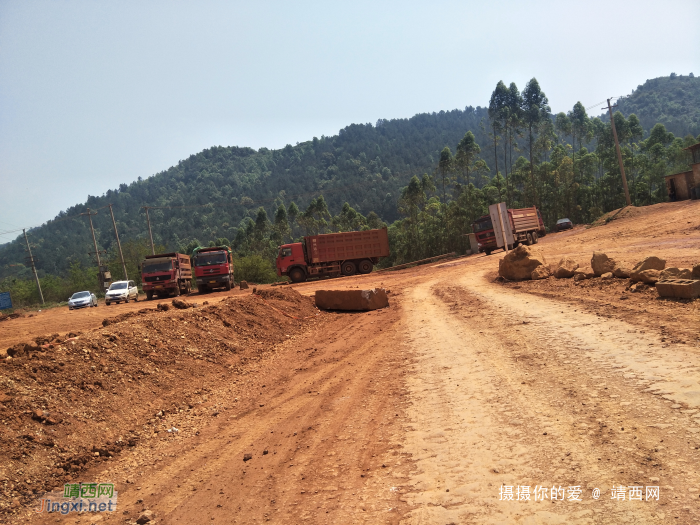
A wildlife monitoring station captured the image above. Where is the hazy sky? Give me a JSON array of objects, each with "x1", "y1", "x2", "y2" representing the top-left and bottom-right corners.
[{"x1": 1, "y1": 0, "x2": 698, "y2": 236}]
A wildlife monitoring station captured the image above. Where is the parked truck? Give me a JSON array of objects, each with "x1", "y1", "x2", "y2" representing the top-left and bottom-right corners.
[
  {"x1": 276, "y1": 227, "x2": 390, "y2": 283},
  {"x1": 192, "y1": 246, "x2": 234, "y2": 292},
  {"x1": 471, "y1": 206, "x2": 546, "y2": 255},
  {"x1": 141, "y1": 252, "x2": 192, "y2": 299}
]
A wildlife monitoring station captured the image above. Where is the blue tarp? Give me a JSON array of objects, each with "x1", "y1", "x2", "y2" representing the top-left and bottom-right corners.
[{"x1": 0, "y1": 292, "x2": 12, "y2": 310}]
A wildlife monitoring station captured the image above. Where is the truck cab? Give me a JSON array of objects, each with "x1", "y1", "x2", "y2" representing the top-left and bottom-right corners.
[
  {"x1": 193, "y1": 246, "x2": 234, "y2": 292},
  {"x1": 276, "y1": 243, "x2": 307, "y2": 282},
  {"x1": 141, "y1": 253, "x2": 192, "y2": 299},
  {"x1": 472, "y1": 215, "x2": 498, "y2": 255}
]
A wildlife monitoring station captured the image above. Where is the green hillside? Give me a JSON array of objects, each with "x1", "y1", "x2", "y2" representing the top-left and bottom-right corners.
[
  {"x1": 1, "y1": 75, "x2": 698, "y2": 303},
  {"x1": 605, "y1": 74, "x2": 700, "y2": 137},
  {"x1": 0, "y1": 106, "x2": 491, "y2": 280}
]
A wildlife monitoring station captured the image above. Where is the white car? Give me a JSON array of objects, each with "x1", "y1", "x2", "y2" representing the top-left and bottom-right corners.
[
  {"x1": 68, "y1": 291, "x2": 97, "y2": 310},
  {"x1": 105, "y1": 280, "x2": 139, "y2": 305}
]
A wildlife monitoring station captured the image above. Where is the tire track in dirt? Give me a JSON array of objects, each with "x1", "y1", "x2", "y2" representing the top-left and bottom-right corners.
[{"x1": 398, "y1": 276, "x2": 670, "y2": 524}]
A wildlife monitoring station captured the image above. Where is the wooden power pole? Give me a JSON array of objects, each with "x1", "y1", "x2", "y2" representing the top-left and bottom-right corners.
[
  {"x1": 607, "y1": 98, "x2": 632, "y2": 206},
  {"x1": 108, "y1": 204, "x2": 128, "y2": 281},
  {"x1": 144, "y1": 207, "x2": 155, "y2": 255},
  {"x1": 23, "y1": 229, "x2": 44, "y2": 305},
  {"x1": 85, "y1": 208, "x2": 102, "y2": 267}
]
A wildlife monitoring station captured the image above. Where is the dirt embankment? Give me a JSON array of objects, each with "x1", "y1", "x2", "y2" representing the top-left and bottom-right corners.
[{"x1": 0, "y1": 288, "x2": 319, "y2": 517}]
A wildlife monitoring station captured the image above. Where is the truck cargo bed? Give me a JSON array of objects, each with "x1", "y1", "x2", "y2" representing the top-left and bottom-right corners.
[
  {"x1": 305, "y1": 228, "x2": 390, "y2": 264},
  {"x1": 510, "y1": 207, "x2": 540, "y2": 233}
]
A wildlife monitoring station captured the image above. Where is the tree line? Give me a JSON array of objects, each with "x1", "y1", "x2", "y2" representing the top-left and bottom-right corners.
[{"x1": 1, "y1": 76, "x2": 698, "y2": 307}]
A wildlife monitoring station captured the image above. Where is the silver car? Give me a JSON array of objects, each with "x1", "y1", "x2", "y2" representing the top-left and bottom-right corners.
[
  {"x1": 68, "y1": 291, "x2": 97, "y2": 310},
  {"x1": 105, "y1": 280, "x2": 139, "y2": 305}
]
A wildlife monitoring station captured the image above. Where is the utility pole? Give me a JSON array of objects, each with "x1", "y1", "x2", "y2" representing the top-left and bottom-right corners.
[
  {"x1": 85, "y1": 208, "x2": 102, "y2": 267},
  {"x1": 144, "y1": 207, "x2": 155, "y2": 255},
  {"x1": 23, "y1": 229, "x2": 44, "y2": 305},
  {"x1": 607, "y1": 98, "x2": 632, "y2": 206},
  {"x1": 108, "y1": 204, "x2": 128, "y2": 281}
]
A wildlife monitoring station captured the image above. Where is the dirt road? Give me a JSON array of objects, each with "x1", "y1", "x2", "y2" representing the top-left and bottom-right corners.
[{"x1": 5, "y1": 201, "x2": 700, "y2": 524}]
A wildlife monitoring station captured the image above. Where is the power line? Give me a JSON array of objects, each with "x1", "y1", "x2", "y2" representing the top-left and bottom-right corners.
[{"x1": 586, "y1": 96, "x2": 623, "y2": 112}]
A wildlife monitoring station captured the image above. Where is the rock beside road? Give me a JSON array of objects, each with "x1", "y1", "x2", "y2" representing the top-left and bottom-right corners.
[
  {"x1": 554, "y1": 257, "x2": 579, "y2": 278},
  {"x1": 630, "y1": 269, "x2": 661, "y2": 285},
  {"x1": 693, "y1": 264, "x2": 700, "y2": 279},
  {"x1": 531, "y1": 266, "x2": 551, "y2": 280},
  {"x1": 591, "y1": 252, "x2": 618, "y2": 276},
  {"x1": 633, "y1": 256, "x2": 666, "y2": 272},
  {"x1": 612, "y1": 266, "x2": 631, "y2": 278},
  {"x1": 498, "y1": 245, "x2": 547, "y2": 281},
  {"x1": 573, "y1": 266, "x2": 595, "y2": 279},
  {"x1": 172, "y1": 298, "x2": 194, "y2": 309},
  {"x1": 240, "y1": 280, "x2": 249, "y2": 290},
  {"x1": 315, "y1": 289, "x2": 389, "y2": 311},
  {"x1": 660, "y1": 267, "x2": 693, "y2": 279}
]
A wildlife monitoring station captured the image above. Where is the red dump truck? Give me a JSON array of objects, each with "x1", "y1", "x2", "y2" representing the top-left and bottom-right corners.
[
  {"x1": 141, "y1": 252, "x2": 192, "y2": 299},
  {"x1": 276, "y1": 227, "x2": 390, "y2": 283},
  {"x1": 192, "y1": 246, "x2": 234, "y2": 292},
  {"x1": 472, "y1": 206, "x2": 546, "y2": 255}
]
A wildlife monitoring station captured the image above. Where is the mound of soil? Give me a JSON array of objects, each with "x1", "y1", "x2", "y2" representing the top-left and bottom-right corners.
[{"x1": 0, "y1": 288, "x2": 318, "y2": 516}]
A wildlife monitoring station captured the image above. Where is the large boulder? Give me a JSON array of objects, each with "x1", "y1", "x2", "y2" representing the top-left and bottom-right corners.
[
  {"x1": 612, "y1": 266, "x2": 631, "y2": 278},
  {"x1": 315, "y1": 289, "x2": 389, "y2": 311},
  {"x1": 553, "y1": 257, "x2": 579, "y2": 279},
  {"x1": 632, "y1": 256, "x2": 665, "y2": 273},
  {"x1": 630, "y1": 269, "x2": 661, "y2": 285},
  {"x1": 660, "y1": 267, "x2": 693, "y2": 280},
  {"x1": 531, "y1": 266, "x2": 551, "y2": 280},
  {"x1": 573, "y1": 267, "x2": 595, "y2": 280},
  {"x1": 498, "y1": 245, "x2": 547, "y2": 281},
  {"x1": 591, "y1": 252, "x2": 617, "y2": 277}
]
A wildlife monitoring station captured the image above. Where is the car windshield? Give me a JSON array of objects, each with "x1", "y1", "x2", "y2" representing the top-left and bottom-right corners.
[
  {"x1": 142, "y1": 260, "x2": 172, "y2": 273},
  {"x1": 109, "y1": 282, "x2": 127, "y2": 290},
  {"x1": 472, "y1": 218, "x2": 493, "y2": 233},
  {"x1": 194, "y1": 253, "x2": 227, "y2": 266},
  {"x1": 557, "y1": 218, "x2": 571, "y2": 224},
  {"x1": 71, "y1": 292, "x2": 90, "y2": 299}
]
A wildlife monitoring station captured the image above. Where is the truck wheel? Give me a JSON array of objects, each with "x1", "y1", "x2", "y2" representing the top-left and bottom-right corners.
[
  {"x1": 225, "y1": 280, "x2": 232, "y2": 291},
  {"x1": 358, "y1": 260, "x2": 373, "y2": 274},
  {"x1": 173, "y1": 285, "x2": 181, "y2": 297},
  {"x1": 289, "y1": 268, "x2": 306, "y2": 283},
  {"x1": 532, "y1": 231, "x2": 539, "y2": 244},
  {"x1": 484, "y1": 250, "x2": 492, "y2": 256},
  {"x1": 146, "y1": 291, "x2": 153, "y2": 300},
  {"x1": 525, "y1": 233, "x2": 533, "y2": 246},
  {"x1": 341, "y1": 261, "x2": 356, "y2": 276}
]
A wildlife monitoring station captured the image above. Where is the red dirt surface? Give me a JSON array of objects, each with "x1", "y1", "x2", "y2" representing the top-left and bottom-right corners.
[{"x1": 2, "y1": 199, "x2": 700, "y2": 524}]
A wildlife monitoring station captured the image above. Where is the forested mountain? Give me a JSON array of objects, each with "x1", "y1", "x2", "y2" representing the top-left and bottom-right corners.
[
  {"x1": 604, "y1": 74, "x2": 700, "y2": 138},
  {"x1": 1, "y1": 75, "x2": 699, "y2": 305},
  {"x1": 1, "y1": 107, "x2": 493, "y2": 280}
]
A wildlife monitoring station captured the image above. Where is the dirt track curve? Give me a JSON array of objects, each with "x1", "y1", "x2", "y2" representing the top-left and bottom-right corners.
[{"x1": 3, "y1": 200, "x2": 700, "y2": 524}]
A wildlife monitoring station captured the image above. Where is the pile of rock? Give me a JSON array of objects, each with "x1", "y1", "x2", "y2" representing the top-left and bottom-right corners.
[
  {"x1": 552, "y1": 252, "x2": 700, "y2": 287},
  {"x1": 498, "y1": 247, "x2": 700, "y2": 289},
  {"x1": 498, "y1": 245, "x2": 549, "y2": 281}
]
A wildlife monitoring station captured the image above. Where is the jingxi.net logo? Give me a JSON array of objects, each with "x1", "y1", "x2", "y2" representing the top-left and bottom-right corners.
[{"x1": 35, "y1": 483, "x2": 118, "y2": 515}]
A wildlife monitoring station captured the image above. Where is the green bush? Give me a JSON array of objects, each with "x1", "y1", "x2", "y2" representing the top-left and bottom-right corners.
[{"x1": 234, "y1": 254, "x2": 279, "y2": 284}]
